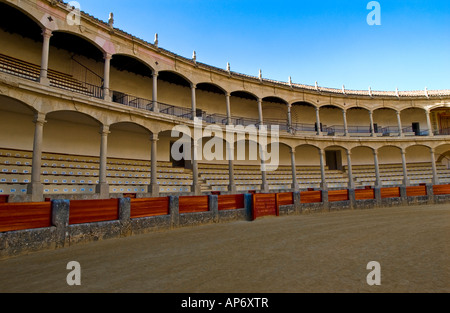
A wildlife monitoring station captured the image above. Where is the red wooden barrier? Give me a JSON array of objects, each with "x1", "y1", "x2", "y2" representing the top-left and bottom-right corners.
[
  {"x1": 381, "y1": 187, "x2": 401, "y2": 199},
  {"x1": 218, "y1": 194, "x2": 245, "y2": 211},
  {"x1": 300, "y1": 190, "x2": 322, "y2": 203},
  {"x1": 252, "y1": 193, "x2": 277, "y2": 219},
  {"x1": 328, "y1": 189, "x2": 349, "y2": 202},
  {"x1": 355, "y1": 188, "x2": 374, "y2": 200},
  {"x1": 276, "y1": 192, "x2": 294, "y2": 207},
  {"x1": 433, "y1": 184, "x2": 450, "y2": 196},
  {"x1": 0, "y1": 202, "x2": 52, "y2": 232},
  {"x1": 179, "y1": 196, "x2": 209, "y2": 214},
  {"x1": 0, "y1": 195, "x2": 8, "y2": 203},
  {"x1": 69, "y1": 199, "x2": 120, "y2": 225},
  {"x1": 130, "y1": 197, "x2": 170, "y2": 218},
  {"x1": 406, "y1": 185, "x2": 427, "y2": 197}
]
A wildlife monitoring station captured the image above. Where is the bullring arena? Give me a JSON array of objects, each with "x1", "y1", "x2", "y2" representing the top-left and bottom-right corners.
[{"x1": 0, "y1": 0, "x2": 449, "y2": 294}]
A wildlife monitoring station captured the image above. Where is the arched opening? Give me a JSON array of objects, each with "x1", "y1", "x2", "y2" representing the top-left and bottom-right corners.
[
  {"x1": 196, "y1": 83, "x2": 227, "y2": 124},
  {"x1": 0, "y1": 2, "x2": 44, "y2": 81},
  {"x1": 400, "y1": 108, "x2": 428, "y2": 136},
  {"x1": 230, "y1": 91, "x2": 259, "y2": 126},
  {"x1": 262, "y1": 97, "x2": 289, "y2": 131},
  {"x1": 291, "y1": 102, "x2": 318, "y2": 134},
  {"x1": 373, "y1": 108, "x2": 400, "y2": 136},
  {"x1": 405, "y1": 145, "x2": 435, "y2": 185},
  {"x1": 377, "y1": 146, "x2": 404, "y2": 186},
  {"x1": 430, "y1": 107, "x2": 450, "y2": 135},
  {"x1": 294, "y1": 144, "x2": 321, "y2": 190},
  {"x1": 110, "y1": 55, "x2": 154, "y2": 110},
  {"x1": 320, "y1": 105, "x2": 344, "y2": 136},
  {"x1": 350, "y1": 146, "x2": 376, "y2": 188},
  {"x1": 346, "y1": 107, "x2": 371, "y2": 136},
  {"x1": 158, "y1": 71, "x2": 193, "y2": 118}
]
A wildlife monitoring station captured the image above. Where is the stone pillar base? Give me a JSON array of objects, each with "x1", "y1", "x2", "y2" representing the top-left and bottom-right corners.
[
  {"x1": 148, "y1": 184, "x2": 160, "y2": 198},
  {"x1": 228, "y1": 184, "x2": 237, "y2": 194},
  {"x1": 27, "y1": 182, "x2": 44, "y2": 202},
  {"x1": 96, "y1": 183, "x2": 110, "y2": 199},
  {"x1": 192, "y1": 184, "x2": 202, "y2": 196},
  {"x1": 39, "y1": 76, "x2": 50, "y2": 86},
  {"x1": 260, "y1": 184, "x2": 270, "y2": 193}
]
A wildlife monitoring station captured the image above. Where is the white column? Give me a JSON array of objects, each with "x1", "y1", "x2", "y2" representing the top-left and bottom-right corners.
[
  {"x1": 430, "y1": 148, "x2": 440, "y2": 185},
  {"x1": 315, "y1": 107, "x2": 322, "y2": 136},
  {"x1": 396, "y1": 111, "x2": 403, "y2": 137},
  {"x1": 103, "y1": 53, "x2": 112, "y2": 101},
  {"x1": 152, "y1": 71, "x2": 159, "y2": 113},
  {"x1": 226, "y1": 92, "x2": 232, "y2": 125},
  {"x1": 257, "y1": 98, "x2": 264, "y2": 126},
  {"x1": 191, "y1": 83, "x2": 197, "y2": 120},
  {"x1": 319, "y1": 149, "x2": 327, "y2": 190},
  {"x1": 39, "y1": 28, "x2": 52, "y2": 86},
  {"x1": 369, "y1": 110, "x2": 376, "y2": 137},
  {"x1": 342, "y1": 109, "x2": 349, "y2": 137},
  {"x1": 401, "y1": 148, "x2": 410, "y2": 186},
  {"x1": 346, "y1": 150, "x2": 355, "y2": 189},
  {"x1": 373, "y1": 149, "x2": 381, "y2": 188},
  {"x1": 96, "y1": 125, "x2": 110, "y2": 198},
  {"x1": 27, "y1": 112, "x2": 46, "y2": 202},
  {"x1": 290, "y1": 148, "x2": 298, "y2": 191},
  {"x1": 149, "y1": 133, "x2": 159, "y2": 196},
  {"x1": 426, "y1": 110, "x2": 434, "y2": 136}
]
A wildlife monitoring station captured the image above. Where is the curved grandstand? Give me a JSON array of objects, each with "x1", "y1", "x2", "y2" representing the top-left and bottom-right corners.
[{"x1": 1, "y1": 0, "x2": 450, "y2": 203}]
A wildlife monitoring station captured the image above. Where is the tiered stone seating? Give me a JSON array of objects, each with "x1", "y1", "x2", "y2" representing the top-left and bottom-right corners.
[{"x1": 0, "y1": 149, "x2": 193, "y2": 195}]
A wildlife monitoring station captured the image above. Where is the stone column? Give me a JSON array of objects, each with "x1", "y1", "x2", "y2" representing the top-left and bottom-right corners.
[
  {"x1": 369, "y1": 110, "x2": 376, "y2": 137},
  {"x1": 225, "y1": 92, "x2": 232, "y2": 125},
  {"x1": 430, "y1": 148, "x2": 440, "y2": 185},
  {"x1": 149, "y1": 133, "x2": 159, "y2": 197},
  {"x1": 425, "y1": 110, "x2": 434, "y2": 136},
  {"x1": 290, "y1": 148, "x2": 298, "y2": 191},
  {"x1": 396, "y1": 111, "x2": 403, "y2": 137},
  {"x1": 260, "y1": 146, "x2": 269, "y2": 193},
  {"x1": 373, "y1": 149, "x2": 381, "y2": 188},
  {"x1": 27, "y1": 112, "x2": 47, "y2": 202},
  {"x1": 319, "y1": 149, "x2": 328, "y2": 190},
  {"x1": 39, "y1": 28, "x2": 52, "y2": 86},
  {"x1": 103, "y1": 53, "x2": 112, "y2": 101},
  {"x1": 287, "y1": 103, "x2": 293, "y2": 134},
  {"x1": 315, "y1": 107, "x2": 322, "y2": 136},
  {"x1": 400, "y1": 148, "x2": 410, "y2": 186},
  {"x1": 96, "y1": 125, "x2": 110, "y2": 199},
  {"x1": 152, "y1": 71, "x2": 159, "y2": 113},
  {"x1": 192, "y1": 141, "x2": 201, "y2": 195},
  {"x1": 346, "y1": 149, "x2": 355, "y2": 189},
  {"x1": 227, "y1": 143, "x2": 236, "y2": 193},
  {"x1": 257, "y1": 98, "x2": 264, "y2": 126},
  {"x1": 191, "y1": 83, "x2": 197, "y2": 120},
  {"x1": 342, "y1": 109, "x2": 349, "y2": 137}
]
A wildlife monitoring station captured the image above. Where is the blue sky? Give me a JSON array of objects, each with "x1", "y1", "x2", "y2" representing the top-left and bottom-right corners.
[{"x1": 79, "y1": 0, "x2": 449, "y2": 92}]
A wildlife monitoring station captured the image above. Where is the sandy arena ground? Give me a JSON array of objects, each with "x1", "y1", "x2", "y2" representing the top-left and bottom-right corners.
[{"x1": 0, "y1": 204, "x2": 449, "y2": 293}]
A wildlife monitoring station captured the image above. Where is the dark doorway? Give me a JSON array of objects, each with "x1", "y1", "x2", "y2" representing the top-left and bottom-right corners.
[
  {"x1": 412, "y1": 123, "x2": 421, "y2": 136},
  {"x1": 326, "y1": 150, "x2": 342, "y2": 171}
]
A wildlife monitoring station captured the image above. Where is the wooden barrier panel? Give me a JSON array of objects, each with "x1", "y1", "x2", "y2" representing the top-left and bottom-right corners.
[
  {"x1": 433, "y1": 184, "x2": 450, "y2": 196},
  {"x1": 276, "y1": 192, "x2": 294, "y2": 207},
  {"x1": 300, "y1": 191, "x2": 322, "y2": 204},
  {"x1": 69, "y1": 199, "x2": 120, "y2": 225},
  {"x1": 0, "y1": 195, "x2": 8, "y2": 203},
  {"x1": 252, "y1": 193, "x2": 277, "y2": 219},
  {"x1": 130, "y1": 197, "x2": 170, "y2": 219},
  {"x1": 0, "y1": 202, "x2": 52, "y2": 232},
  {"x1": 218, "y1": 194, "x2": 245, "y2": 211},
  {"x1": 355, "y1": 188, "x2": 375, "y2": 200},
  {"x1": 328, "y1": 189, "x2": 349, "y2": 202},
  {"x1": 381, "y1": 187, "x2": 401, "y2": 199},
  {"x1": 179, "y1": 196, "x2": 209, "y2": 214},
  {"x1": 406, "y1": 186, "x2": 427, "y2": 197}
]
